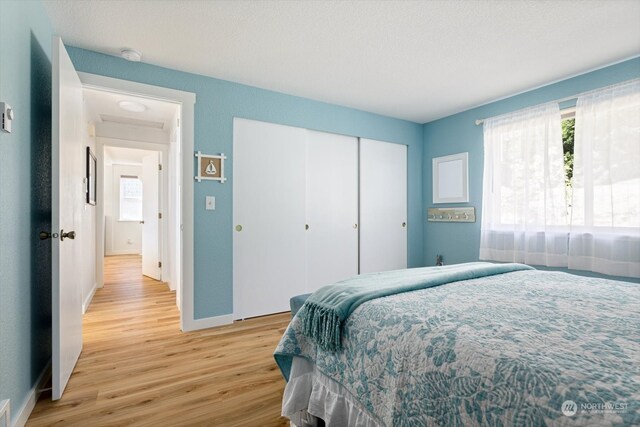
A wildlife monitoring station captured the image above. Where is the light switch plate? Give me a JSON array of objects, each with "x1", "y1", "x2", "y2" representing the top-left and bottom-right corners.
[
  {"x1": 205, "y1": 196, "x2": 215, "y2": 210},
  {"x1": 1, "y1": 102, "x2": 13, "y2": 133}
]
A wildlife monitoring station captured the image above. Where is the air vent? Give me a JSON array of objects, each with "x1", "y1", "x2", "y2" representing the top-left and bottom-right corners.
[{"x1": 100, "y1": 114, "x2": 164, "y2": 129}]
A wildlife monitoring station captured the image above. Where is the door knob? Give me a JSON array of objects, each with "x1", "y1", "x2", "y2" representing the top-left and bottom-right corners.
[
  {"x1": 39, "y1": 231, "x2": 59, "y2": 240},
  {"x1": 60, "y1": 230, "x2": 76, "y2": 241},
  {"x1": 235, "y1": 225, "x2": 242, "y2": 232},
  {"x1": 140, "y1": 220, "x2": 145, "y2": 224},
  {"x1": 402, "y1": 222, "x2": 406, "y2": 228},
  {"x1": 353, "y1": 224, "x2": 358, "y2": 229},
  {"x1": 305, "y1": 224, "x2": 310, "y2": 230}
]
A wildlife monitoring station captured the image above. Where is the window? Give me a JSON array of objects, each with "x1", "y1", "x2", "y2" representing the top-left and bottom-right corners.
[
  {"x1": 568, "y1": 79, "x2": 640, "y2": 277},
  {"x1": 561, "y1": 110, "x2": 575, "y2": 216},
  {"x1": 119, "y1": 176, "x2": 143, "y2": 221},
  {"x1": 480, "y1": 78, "x2": 639, "y2": 278},
  {"x1": 479, "y1": 103, "x2": 568, "y2": 267}
]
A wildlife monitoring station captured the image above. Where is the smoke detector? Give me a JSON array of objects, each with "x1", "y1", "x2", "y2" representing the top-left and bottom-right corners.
[{"x1": 120, "y1": 48, "x2": 142, "y2": 62}]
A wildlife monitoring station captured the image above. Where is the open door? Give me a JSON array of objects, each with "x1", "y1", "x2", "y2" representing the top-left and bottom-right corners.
[
  {"x1": 51, "y1": 37, "x2": 84, "y2": 400},
  {"x1": 142, "y1": 151, "x2": 161, "y2": 280}
]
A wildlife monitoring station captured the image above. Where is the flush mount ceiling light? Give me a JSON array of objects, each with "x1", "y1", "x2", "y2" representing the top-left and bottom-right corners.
[
  {"x1": 120, "y1": 48, "x2": 142, "y2": 62},
  {"x1": 118, "y1": 100, "x2": 147, "y2": 113}
]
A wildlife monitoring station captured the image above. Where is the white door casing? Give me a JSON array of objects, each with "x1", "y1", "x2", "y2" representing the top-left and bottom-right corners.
[
  {"x1": 142, "y1": 151, "x2": 161, "y2": 280},
  {"x1": 359, "y1": 138, "x2": 408, "y2": 274},
  {"x1": 52, "y1": 37, "x2": 84, "y2": 400},
  {"x1": 76, "y1": 72, "x2": 195, "y2": 330}
]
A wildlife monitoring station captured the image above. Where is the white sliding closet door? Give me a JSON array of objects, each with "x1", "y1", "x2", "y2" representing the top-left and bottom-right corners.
[
  {"x1": 233, "y1": 118, "x2": 307, "y2": 319},
  {"x1": 360, "y1": 138, "x2": 408, "y2": 274},
  {"x1": 306, "y1": 130, "x2": 359, "y2": 292}
]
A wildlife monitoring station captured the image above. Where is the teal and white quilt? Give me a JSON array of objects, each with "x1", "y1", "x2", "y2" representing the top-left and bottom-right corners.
[{"x1": 275, "y1": 268, "x2": 640, "y2": 426}]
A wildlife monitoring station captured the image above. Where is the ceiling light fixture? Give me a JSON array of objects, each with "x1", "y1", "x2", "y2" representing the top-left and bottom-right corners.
[
  {"x1": 120, "y1": 48, "x2": 142, "y2": 62},
  {"x1": 118, "y1": 100, "x2": 147, "y2": 113}
]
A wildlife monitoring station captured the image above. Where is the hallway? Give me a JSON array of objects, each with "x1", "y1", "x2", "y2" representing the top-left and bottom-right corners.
[{"x1": 27, "y1": 255, "x2": 290, "y2": 426}]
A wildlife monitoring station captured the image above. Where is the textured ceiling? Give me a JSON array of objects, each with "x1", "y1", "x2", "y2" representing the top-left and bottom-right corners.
[{"x1": 44, "y1": 0, "x2": 640, "y2": 123}]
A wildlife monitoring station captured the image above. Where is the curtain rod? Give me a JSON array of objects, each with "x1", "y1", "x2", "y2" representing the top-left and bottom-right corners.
[
  {"x1": 474, "y1": 93, "x2": 580, "y2": 126},
  {"x1": 474, "y1": 76, "x2": 640, "y2": 126}
]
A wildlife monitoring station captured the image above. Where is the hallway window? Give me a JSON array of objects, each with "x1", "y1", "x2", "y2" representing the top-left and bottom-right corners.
[{"x1": 119, "y1": 175, "x2": 143, "y2": 221}]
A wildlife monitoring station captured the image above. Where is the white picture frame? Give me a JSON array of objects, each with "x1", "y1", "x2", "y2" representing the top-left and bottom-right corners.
[
  {"x1": 432, "y1": 152, "x2": 469, "y2": 204},
  {"x1": 195, "y1": 151, "x2": 227, "y2": 183}
]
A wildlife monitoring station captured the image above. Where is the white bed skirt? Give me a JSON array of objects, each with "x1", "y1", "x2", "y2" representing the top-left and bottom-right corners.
[{"x1": 283, "y1": 357, "x2": 380, "y2": 427}]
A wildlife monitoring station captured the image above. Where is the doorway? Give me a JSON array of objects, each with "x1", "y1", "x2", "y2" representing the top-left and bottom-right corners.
[
  {"x1": 52, "y1": 39, "x2": 196, "y2": 400},
  {"x1": 81, "y1": 84, "x2": 185, "y2": 321},
  {"x1": 79, "y1": 73, "x2": 195, "y2": 331},
  {"x1": 102, "y1": 146, "x2": 163, "y2": 283}
]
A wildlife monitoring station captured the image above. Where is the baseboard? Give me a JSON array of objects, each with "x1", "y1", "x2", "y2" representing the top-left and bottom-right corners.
[
  {"x1": 12, "y1": 361, "x2": 51, "y2": 427},
  {"x1": 82, "y1": 282, "x2": 98, "y2": 314},
  {"x1": 181, "y1": 314, "x2": 233, "y2": 332},
  {"x1": 105, "y1": 250, "x2": 141, "y2": 256},
  {"x1": 1, "y1": 399, "x2": 10, "y2": 427}
]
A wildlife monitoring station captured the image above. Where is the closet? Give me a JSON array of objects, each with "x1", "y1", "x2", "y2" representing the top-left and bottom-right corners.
[{"x1": 233, "y1": 118, "x2": 406, "y2": 319}]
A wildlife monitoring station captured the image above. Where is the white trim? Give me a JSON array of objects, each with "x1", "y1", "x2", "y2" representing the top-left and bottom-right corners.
[
  {"x1": 11, "y1": 362, "x2": 51, "y2": 427},
  {"x1": 82, "y1": 282, "x2": 98, "y2": 314},
  {"x1": 78, "y1": 72, "x2": 196, "y2": 105},
  {"x1": 1, "y1": 399, "x2": 10, "y2": 427},
  {"x1": 77, "y1": 72, "x2": 196, "y2": 332},
  {"x1": 183, "y1": 314, "x2": 234, "y2": 331}
]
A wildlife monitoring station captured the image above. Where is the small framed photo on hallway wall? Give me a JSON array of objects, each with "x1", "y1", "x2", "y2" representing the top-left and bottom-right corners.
[{"x1": 86, "y1": 146, "x2": 97, "y2": 206}]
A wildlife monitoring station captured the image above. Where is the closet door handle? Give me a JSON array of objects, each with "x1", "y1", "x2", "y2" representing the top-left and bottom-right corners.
[
  {"x1": 402, "y1": 222, "x2": 406, "y2": 228},
  {"x1": 353, "y1": 224, "x2": 358, "y2": 229},
  {"x1": 305, "y1": 224, "x2": 310, "y2": 230},
  {"x1": 235, "y1": 225, "x2": 243, "y2": 232}
]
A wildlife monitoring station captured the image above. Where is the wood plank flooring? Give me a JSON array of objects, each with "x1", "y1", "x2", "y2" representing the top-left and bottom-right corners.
[{"x1": 28, "y1": 255, "x2": 291, "y2": 427}]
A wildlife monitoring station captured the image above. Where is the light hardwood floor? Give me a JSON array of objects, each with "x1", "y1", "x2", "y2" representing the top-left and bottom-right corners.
[{"x1": 27, "y1": 255, "x2": 291, "y2": 426}]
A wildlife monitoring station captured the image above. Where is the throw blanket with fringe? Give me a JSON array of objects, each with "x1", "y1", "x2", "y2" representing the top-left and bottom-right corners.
[{"x1": 298, "y1": 262, "x2": 534, "y2": 351}]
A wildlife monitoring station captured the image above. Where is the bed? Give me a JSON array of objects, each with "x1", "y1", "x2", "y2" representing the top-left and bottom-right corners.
[{"x1": 274, "y1": 262, "x2": 639, "y2": 426}]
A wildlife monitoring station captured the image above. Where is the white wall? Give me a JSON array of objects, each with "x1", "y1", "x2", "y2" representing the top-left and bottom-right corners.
[
  {"x1": 81, "y1": 111, "x2": 97, "y2": 312},
  {"x1": 104, "y1": 163, "x2": 143, "y2": 255}
]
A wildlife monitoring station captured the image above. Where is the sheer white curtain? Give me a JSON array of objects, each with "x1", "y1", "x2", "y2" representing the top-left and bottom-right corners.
[
  {"x1": 480, "y1": 103, "x2": 568, "y2": 266},
  {"x1": 569, "y1": 79, "x2": 640, "y2": 278}
]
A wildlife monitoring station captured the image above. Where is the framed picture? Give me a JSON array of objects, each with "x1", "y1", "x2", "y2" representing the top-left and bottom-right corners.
[
  {"x1": 86, "y1": 147, "x2": 97, "y2": 205},
  {"x1": 194, "y1": 151, "x2": 227, "y2": 183},
  {"x1": 432, "y1": 152, "x2": 469, "y2": 204}
]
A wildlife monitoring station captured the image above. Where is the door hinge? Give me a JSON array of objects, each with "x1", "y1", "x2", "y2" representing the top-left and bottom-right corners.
[
  {"x1": 158, "y1": 212, "x2": 162, "y2": 219},
  {"x1": 158, "y1": 261, "x2": 162, "y2": 268},
  {"x1": 158, "y1": 164, "x2": 162, "y2": 171}
]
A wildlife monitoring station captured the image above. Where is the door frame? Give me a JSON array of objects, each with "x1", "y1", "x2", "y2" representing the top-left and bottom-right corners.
[
  {"x1": 79, "y1": 72, "x2": 196, "y2": 331},
  {"x1": 100, "y1": 141, "x2": 168, "y2": 279}
]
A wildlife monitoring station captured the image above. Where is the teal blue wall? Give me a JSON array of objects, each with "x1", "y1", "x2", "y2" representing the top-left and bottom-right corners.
[
  {"x1": 66, "y1": 47, "x2": 425, "y2": 319},
  {"x1": 0, "y1": 0, "x2": 53, "y2": 420},
  {"x1": 422, "y1": 57, "x2": 640, "y2": 283}
]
